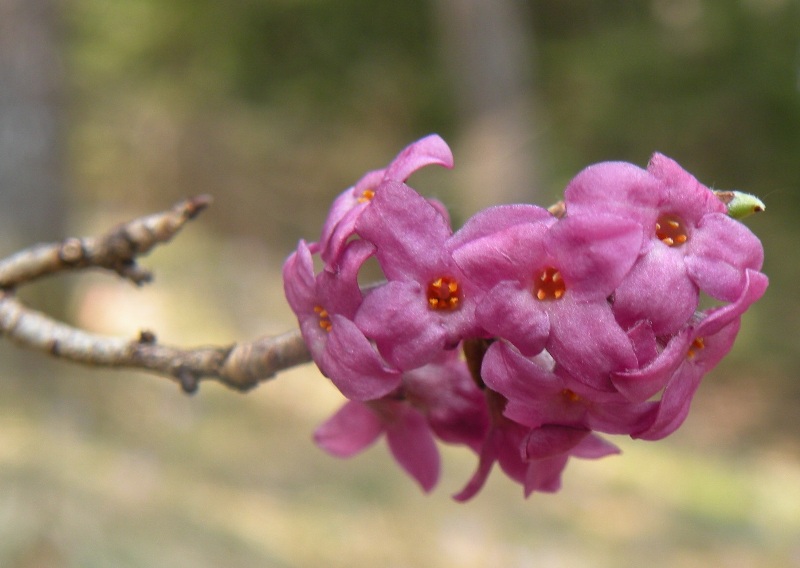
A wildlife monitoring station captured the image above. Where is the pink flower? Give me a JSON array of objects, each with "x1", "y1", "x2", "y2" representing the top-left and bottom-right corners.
[
  {"x1": 315, "y1": 398, "x2": 441, "y2": 492},
  {"x1": 612, "y1": 268, "x2": 768, "y2": 404},
  {"x1": 354, "y1": 181, "x2": 482, "y2": 370},
  {"x1": 314, "y1": 353, "x2": 490, "y2": 492},
  {"x1": 616, "y1": 269, "x2": 769, "y2": 440},
  {"x1": 283, "y1": 135, "x2": 769, "y2": 501},
  {"x1": 319, "y1": 134, "x2": 454, "y2": 266},
  {"x1": 453, "y1": 391, "x2": 619, "y2": 500},
  {"x1": 451, "y1": 206, "x2": 643, "y2": 389},
  {"x1": 283, "y1": 239, "x2": 401, "y2": 400},
  {"x1": 564, "y1": 154, "x2": 765, "y2": 335},
  {"x1": 402, "y1": 350, "x2": 489, "y2": 452},
  {"x1": 481, "y1": 341, "x2": 656, "y2": 435}
]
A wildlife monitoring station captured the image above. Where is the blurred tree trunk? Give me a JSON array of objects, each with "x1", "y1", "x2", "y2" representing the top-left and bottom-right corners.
[
  {"x1": 433, "y1": 0, "x2": 542, "y2": 214},
  {"x1": 0, "y1": 0, "x2": 66, "y2": 253},
  {"x1": 1, "y1": 0, "x2": 67, "y2": 377}
]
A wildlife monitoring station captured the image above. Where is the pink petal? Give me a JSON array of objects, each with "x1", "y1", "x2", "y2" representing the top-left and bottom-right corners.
[
  {"x1": 355, "y1": 181, "x2": 453, "y2": 280},
  {"x1": 612, "y1": 247, "x2": 699, "y2": 336},
  {"x1": 476, "y1": 283, "x2": 550, "y2": 357},
  {"x1": 685, "y1": 214, "x2": 765, "y2": 301},
  {"x1": 314, "y1": 401, "x2": 383, "y2": 457},
  {"x1": 547, "y1": 214, "x2": 643, "y2": 300},
  {"x1": 384, "y1": 133, "x2": 454, "y2": 181},
  {"x1": 547, "y1": 300, "x2": 637, "y2": 389},
  {"x1": 282, "y1": 240, "x2": 318, "y2": 313},
  {"x1": 321, "y1": 315, "x2": 402, "y2": 400},
  {"x1": 448, "y1": 204, "x2": 554, "y2": 253},
  {"x1": 522, "y1": 425, "x2": 590, "y2": 461},
  {"x1": 386, "y1": 406, "x2": 441, "y2": 492}
]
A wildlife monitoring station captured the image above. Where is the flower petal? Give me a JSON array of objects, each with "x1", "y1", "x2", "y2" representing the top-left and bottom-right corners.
[
  {"x1": 612, "y1": 246, "x2": 699, "y2": 336},
  {"x1": 355, "y1": 281, "x2": 451, "y2": 370},
  {"x1": 452, "y1": 221, "x2": 552, "y2": 292},
  {"x1": 314, "y1": 400, "x2": 383, "y2": 457},
  {"x1": 448, "y1": 204, "x2": 554, "y2": 253},
  {"x1": 476, "y1": 282, "x2": 550, "y2": 357},
  {"x1": 564, "y1": 161, "x2": 663, "y2": 228},
  {"x1": 386, "y1": 406, "x2": 441, "y2": 492},
  {"x1": 356, "y1": 181, "x2": 453, "y2": 280},
  {"x1": 384, "y1": 133, "x2": 454, "y2": 181},
  {"x1": 685, "y1": 213, "x2": 765, "y2": 301},
  {"x1": 321, "y1": 315, "x2": 402, "y2": 400},
  {"x1": 522, "y1": 425, "x2": 591, "y2": 461},
  {"x1": 547, "y1": 214, "x2": 643, "y2": 300},
  {"x1": 282, "y1": 240, "x2": 318, "y2": 314},
  {"x1": 547, "y1": 301, "x2": 637, "y2": 389}
]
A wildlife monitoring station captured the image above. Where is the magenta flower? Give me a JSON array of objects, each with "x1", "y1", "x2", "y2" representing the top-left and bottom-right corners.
[
  {"x1": 616, "y1": 269, "x2": 768, "y2": 440},
  {"x1": 314, "y1": 353, "x2": 490, "y2": 492},
  {"x1": 451, "y1": 206, "x2": 643, "y2": 389},
  {"x1": 315, "y1": 398, "x2": 440, "y2": 492},
  {"x1": 282, "y1": 239, "x2": 401, "y2": 400},
  {"x1": 612, "y1": 268, "x2": 768, "y2": 405},
  {"x1": 522, "y1": 427, "x2": 620, "y2": 494},
  {"x1": 283, "y1": 134, "x2": 769, "y2": 500},
  {"x1": 319, "y1": 134, "x2": 454, "y2": 266},
  {"x1": 402, "y1": 350, "x2": 489, "y2": 452},
  {"x1": 481, "y1": 341, "x2": 656, "y2": 435},
  {"x1": 354, "y1": 180, "x2": 482, "y2": 370},
  {"x1": 453, "y1": 391, "x2": 619, "y2": 500},
  {"x1": 564, "y1": 153, "x2": 765, "y2": 335}
]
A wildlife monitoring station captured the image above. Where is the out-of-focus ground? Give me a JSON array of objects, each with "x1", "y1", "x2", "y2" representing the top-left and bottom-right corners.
[{"x1": 2, "y1": 2, "x2": 800, "y2": 566}]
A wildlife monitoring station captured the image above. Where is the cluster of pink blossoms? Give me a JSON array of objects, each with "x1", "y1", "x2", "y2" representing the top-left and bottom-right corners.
[{"x1": 283, "y1": 134, "x2": 767, "y2": 500}]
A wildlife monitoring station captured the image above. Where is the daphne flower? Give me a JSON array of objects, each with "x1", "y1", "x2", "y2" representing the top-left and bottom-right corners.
[
  {"x1": 283, "y1": 239, "x2": 401, "y2": 400},
  {"x1": 564, "y1": 154, "x2": 765, "y2": 335},
  {"x1": 319, "y1": 134, "x2": 454, "y2": 266},
  {"x1": 617, "y1": 269, "x2": 768, "y2": 440},
  {"x1": 452, "y1": 207, "x2": 642, "y2": 389},
  {"x1": 315, "y1": 398, "x2": 440, "y2": 492},
  {"x1": 453, "y1": 390, "x2": 619, "y2": 500},
  {"x1": 481, "y1": 341, "x2": 656, "y2": 435},
  {"x1": 314, "y1": 353, "x2": 490, "y2": 492},
  {"x1": 402, "y1": 350, "x2": 489, "y2": 452},
  {"x1": 612, "y1": 268, "x2": 768, "y2": 405},
  {"x1": 354, "y1": 181, "x2": 482, "y2": 370}
]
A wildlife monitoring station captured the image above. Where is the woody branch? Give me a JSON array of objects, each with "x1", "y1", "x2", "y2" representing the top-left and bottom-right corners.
[{"x1": 0, "y1": 195, "x2": 311, "y2": 393}]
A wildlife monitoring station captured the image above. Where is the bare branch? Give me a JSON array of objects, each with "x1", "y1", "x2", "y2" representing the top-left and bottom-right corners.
[
  {"x1": 0, "y1": 194, "x2": 212, "y2": 289},
  {"x1": 0, "y1": 196, "x2": 312, "y2": 393}
]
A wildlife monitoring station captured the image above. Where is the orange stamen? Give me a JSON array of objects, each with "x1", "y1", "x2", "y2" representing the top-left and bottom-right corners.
[
  {"x1": 314, "y1": 305, "x2": 332, "y2": 332},
  {"x1": 427, "y1": 276, "x2": 461, "y2": 311},
  {"x1": 655, "y1": 214, "x2": 689, "y2": 247},
  {"x1": 357, "y1": 189, "x2": 375, "y2": 203},
  {"x1": 533, "y1": 267, "x2": 566, "y2": 301}
]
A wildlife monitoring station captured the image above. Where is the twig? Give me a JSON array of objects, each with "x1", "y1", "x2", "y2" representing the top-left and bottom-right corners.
[
  {"x1": 0, "y1": 196, "x2": 311, "y2": 393},
  {"x1": 0, "y1": 195, "x2": 212, "y2": 288}
]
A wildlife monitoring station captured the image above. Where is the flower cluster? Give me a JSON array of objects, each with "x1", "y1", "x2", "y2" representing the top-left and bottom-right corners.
[{"x1": 283, "y1": 135, "x2": 768, "y2": 500}]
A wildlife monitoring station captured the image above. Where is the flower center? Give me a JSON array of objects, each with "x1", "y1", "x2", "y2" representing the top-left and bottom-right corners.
[
  {"x1": 687, "y1": 337, "x2": 705, "y2": 359},
  {"x1": 427, "y1": 276, "x2": 461, "y2": 310},
  {"x1": 313, "y1": 305, "x2": 332, "y2": 332},
  {"x1": 561, "y1": 389, "x2": 581, "y2": 403},
  {"x1": 655, "y1": 214, "x2": 689, "y2": 247},
  {"x1": 533, "y1": 267, "x2": 565, "y2": 301},
  {"x1": 357, "y1": 188, "x2": 375, "y2": 203}
]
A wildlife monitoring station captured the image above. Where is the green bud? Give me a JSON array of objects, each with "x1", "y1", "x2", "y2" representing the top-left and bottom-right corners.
[{"x1": 713, "y1": 190, "x2": 765, "y2": 220}]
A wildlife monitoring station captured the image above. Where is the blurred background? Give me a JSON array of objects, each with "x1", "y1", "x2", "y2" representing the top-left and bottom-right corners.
[{"x1": 1, "y1": 0, "x2": 799, "y2": 566}]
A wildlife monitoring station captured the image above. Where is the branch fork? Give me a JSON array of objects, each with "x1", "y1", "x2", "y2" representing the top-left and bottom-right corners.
[{"x1": 0, "y1": 195, "x2": 311, "y2": 393}]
